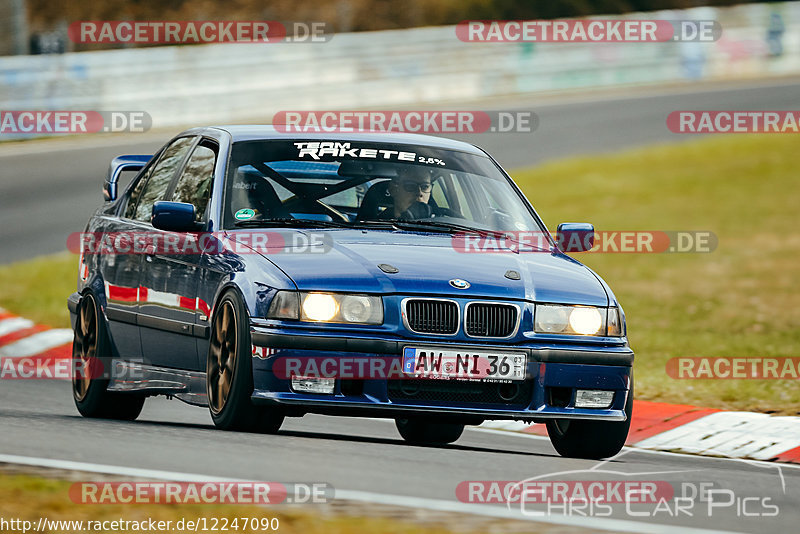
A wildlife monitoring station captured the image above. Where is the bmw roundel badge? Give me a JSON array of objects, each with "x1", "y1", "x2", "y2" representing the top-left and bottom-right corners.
[{"x1": 449, "y1": 278, "x2": 471, "y2": 289}]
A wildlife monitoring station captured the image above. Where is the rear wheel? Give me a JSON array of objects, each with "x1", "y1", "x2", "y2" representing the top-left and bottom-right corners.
[
  {"x1": 207, "y1": 291, "x2": 284, "y2": 433},
  {"x1": 546, "y1": 378, "x2": 634, "y2": 459},
  {"x1": 395, "y1": 418, "x2": 464, "y2": 445},
  {"x1": 72, "y1": 293, "x2": 145, "y2": 420}
]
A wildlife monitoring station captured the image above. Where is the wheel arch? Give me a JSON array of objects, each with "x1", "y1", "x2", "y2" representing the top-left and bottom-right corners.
[
  {"x1": 77, "y1": 279, "x2": 119, "y2": 361},
  {"x1": 208, "y1": 282, "x2": 251, "y2": 324}
]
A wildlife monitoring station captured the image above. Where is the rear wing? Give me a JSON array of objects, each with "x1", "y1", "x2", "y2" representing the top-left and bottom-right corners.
[{"x1": 104, "y1": 155, "x2": 152, "y2": 201}]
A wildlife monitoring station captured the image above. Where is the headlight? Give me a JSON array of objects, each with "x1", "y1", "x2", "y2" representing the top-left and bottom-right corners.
[
  {"x1": 340, "y1": 295, "x2": 379, "y2": 323},
  {"x1": 303, "y1": 293, "x2": 339, "y2": 321},
  {"x1": 569, "y1": 307, "x2": 603, "y2": 335},
  {"x1": 534, "y1": 304, "x2": 623, "y2": 337},
  {"x1": 534, "y1": 305, "x2": 570, "y2": 333},
  {"x1": 267, "y1": 291, "x2": 383, "y2": 325}
]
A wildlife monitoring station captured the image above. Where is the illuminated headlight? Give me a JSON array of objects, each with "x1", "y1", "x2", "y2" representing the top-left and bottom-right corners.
[
  {"x1": 569, "y1": 307, "x2": 602, "y2": 335},
  {"x1": 303, "y1": 293, "x2": 339, "y2": 321},
  {"x1": 575, "y1": 389, "x2": 614, "y2": 408},
  {"x1": 534, "y1": 304, "x2": 623, "y2": 337},
  {"x1": 267, "y1": 291, "x2": 383, "y2": 325}
]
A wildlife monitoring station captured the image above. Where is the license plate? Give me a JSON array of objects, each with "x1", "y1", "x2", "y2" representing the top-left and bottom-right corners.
[{"x1": 402, "y1": 347, "x2": 526, "y2": 382}]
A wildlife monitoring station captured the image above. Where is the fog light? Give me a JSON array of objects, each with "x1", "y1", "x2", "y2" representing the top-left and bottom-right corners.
[
  {"x1": 575, "y1": 389, "x2": 614, "y2": 408},
  {"x1": 291, "y1": 375, "x2": 335, "y2": 394}
]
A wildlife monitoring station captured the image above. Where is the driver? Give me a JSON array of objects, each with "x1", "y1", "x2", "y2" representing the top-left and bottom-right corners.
[{"x1": 377, "y1": 168, "x2": 436, "y2": 220}]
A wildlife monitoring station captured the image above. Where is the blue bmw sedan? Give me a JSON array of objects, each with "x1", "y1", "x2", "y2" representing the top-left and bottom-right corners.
[{"x1": 68, "y1": 126, "x2": 633, "y2": 459}]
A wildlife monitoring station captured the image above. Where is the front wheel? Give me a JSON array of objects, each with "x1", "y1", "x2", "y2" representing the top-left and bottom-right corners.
[
  {"x1": 546, "y1": 378, "x2": 633, "y2": 459},
  {"x1": 206, "y1": 291, "x2": 284, "y2": 433},
  {"x1": 72, "y1": 293, "x2": 145, "y2": 420},
  {"x1": 395, "y1": 418, "x2": 464, "y2": 445}
]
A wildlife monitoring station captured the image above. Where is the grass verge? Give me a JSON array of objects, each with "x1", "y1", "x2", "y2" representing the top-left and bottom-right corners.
[
  {"x1": 0, "y1": 472, "x2": 486, "y2": 534},
  {"x1": 512, "y1": 134, "x2": 799, "y2": 413},
  {"x1": 0, "y1": 251, "x2": 75, "y2": 328},
  {"x1": 0, "y1": 134, "x2": 797, "y2": 412}
]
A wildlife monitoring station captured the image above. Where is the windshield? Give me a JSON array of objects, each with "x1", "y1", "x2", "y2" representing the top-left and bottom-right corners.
[{"x1": 222, "y1": 140, "x2": 544, "y2": 233}]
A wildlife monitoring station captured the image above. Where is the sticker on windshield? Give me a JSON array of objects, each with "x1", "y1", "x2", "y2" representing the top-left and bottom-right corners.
[
  {"x1": 234, "y1": 208, "x2": 256, "y2": 220},
  {"x1": 294, "y1": 141, "x2": 440, "y2": 164}
]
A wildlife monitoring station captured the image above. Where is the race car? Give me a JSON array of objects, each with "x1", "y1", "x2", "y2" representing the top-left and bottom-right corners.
[{"x1": 68, "y1": 126, "x2": 634, "y2": 459}]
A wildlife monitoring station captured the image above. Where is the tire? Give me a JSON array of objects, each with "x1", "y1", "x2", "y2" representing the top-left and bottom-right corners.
[
  {"x1": 546, "y1": 376, "x2": 634, "y2": 459},
  {"x1": 395, "y1": 418, "x2": 464, "y2": 445},
  {"x1": 72, "y1": 293, "x2": 145, "y2": 421},
  {"x1": 206, "y1": 290, "x2": 284, "y2": 433}
]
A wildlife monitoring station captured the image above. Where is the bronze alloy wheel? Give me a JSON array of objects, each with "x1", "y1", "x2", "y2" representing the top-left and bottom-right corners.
[
  {"x1": 71, "y1": 293, "x2": 145, "y2": 420},
  {"x1": 206, "y1": 291, "x2": 284, "y2": 433},
  {"x1": 72, "y1": 294, "x2": 98, "y2": 401},
  {"x1": 208, "y1": 300, "x2": 238, "y2": 415}
]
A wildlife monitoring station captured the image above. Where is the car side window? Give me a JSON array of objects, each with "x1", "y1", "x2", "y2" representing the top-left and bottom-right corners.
[
  {"x1": 431, "y1": 180, "x2": 449, "y2": 208},
  {"x1": 171, "y1": 141, "x2": 218, "y2": 222},
  {"x1": 124, "y1": 164, "x2": 153, "y2": 219},
  {"x1": 433, "y1": 173, "x2": 473, "y2": 219},
  {"x1": 132, "y1": 137, "x2": 196, "y2": 222}
]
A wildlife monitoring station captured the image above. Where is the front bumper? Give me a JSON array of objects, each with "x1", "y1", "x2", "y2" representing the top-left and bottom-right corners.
[{"x1": 250, "y1": 327, "x2": 633, "y2": 422}]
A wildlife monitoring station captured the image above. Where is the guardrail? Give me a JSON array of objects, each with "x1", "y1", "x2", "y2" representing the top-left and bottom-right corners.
[{"x1": 0, "y1": 2, "x2": 798, "y2": 133}]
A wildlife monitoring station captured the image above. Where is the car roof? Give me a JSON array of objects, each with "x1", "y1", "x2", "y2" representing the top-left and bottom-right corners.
[{"x1": 186, "y1": 125, "x2": 488, "y2": 157}]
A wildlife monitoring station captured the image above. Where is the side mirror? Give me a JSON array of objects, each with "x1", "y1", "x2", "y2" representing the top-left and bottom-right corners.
[
  {"x1": 104, "y1": 155, "x2": 152, "y2": 201},
  {"x1": 556, "y1": 222, "x2": 595, "y2": 252},
  {"x1": 152, "y1": 201, "x2": 201, "y2": 232}
]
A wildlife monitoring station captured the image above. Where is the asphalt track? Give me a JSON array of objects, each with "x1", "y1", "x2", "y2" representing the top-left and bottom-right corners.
[
  {"x1": 1, "y1": 78, "x2": 800, "y2": 532},
  {"x1": 1, "y1": 380, "x2": 798, "y2": 532}
]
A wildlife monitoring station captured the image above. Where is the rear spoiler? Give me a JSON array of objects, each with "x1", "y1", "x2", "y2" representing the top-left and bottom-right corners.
[{"x1": 104, "y1": 155, "x2": 152, "y2": 201}]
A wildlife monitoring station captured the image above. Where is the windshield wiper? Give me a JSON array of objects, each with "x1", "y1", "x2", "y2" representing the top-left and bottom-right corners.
[
  {"x1": 233, "y1": 218, "x2": 399, "y2": 231},
  {"x1": 233, "y1": 218, "x2": 353, "y2": 229},
  {"x1": 350, "y1": 219, "x2": 403, "y2": 230},
  {"x1": 388, "y1": 220, "x2": 505, "y2": 237}
]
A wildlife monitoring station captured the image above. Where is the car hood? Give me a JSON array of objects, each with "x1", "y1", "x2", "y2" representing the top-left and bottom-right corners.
[{"x1": 232, "y1": 229, "x2": 609, "y2": 306}]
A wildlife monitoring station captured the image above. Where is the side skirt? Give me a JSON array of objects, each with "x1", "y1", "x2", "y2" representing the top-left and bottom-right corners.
[{"x1": 107, "y1": 361, "x2": 208, "y2": 407}]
